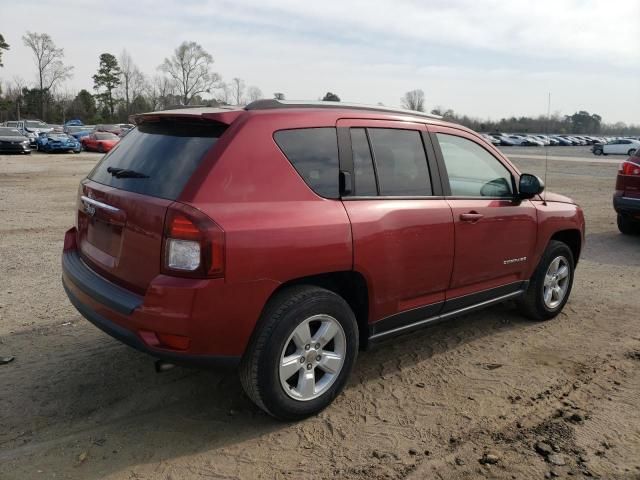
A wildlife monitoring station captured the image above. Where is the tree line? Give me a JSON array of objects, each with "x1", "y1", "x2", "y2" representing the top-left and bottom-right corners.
[
  {"x1": 402, "y1": 88, "x2": 639, "y2": 135},
  {"x1": 0, "y1": 31, "x2": 637, "y2": 135}
]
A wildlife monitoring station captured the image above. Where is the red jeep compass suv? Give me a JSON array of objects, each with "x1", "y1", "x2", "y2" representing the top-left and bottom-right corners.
[{"x1": 62, "y1": 100, "x2": 585, "y2": 420}]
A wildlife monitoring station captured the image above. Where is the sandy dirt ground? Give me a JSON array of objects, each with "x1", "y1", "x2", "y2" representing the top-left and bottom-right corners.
[{"x1": 0, "y1": 148, "x2": 639, "y2": 480}]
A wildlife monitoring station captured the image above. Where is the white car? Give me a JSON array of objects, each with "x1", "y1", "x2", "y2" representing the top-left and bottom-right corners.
[
  {"x1": 507, "y1": 135, "x2": 544, "y2": 146},
  {"x1": 592, "y1": 139, "x2": 640, "y2": 156},
  {"x1": 480, "y1": 133, "x2": 501, "y2": 145}
]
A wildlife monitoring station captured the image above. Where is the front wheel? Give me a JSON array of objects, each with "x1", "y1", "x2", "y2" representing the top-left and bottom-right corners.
[
  {"x1": 239, "y1": 286, "x2": 358, "y2": 421},
  {"x1": 628, "y1": 149, "x2": 637, "y2": 156},
  {"x1": 517, "y1": 240, "x2": 575, "y2": 321},
  {"x1": 593, "y1": 148, "x2": 602, "y2": 156}
]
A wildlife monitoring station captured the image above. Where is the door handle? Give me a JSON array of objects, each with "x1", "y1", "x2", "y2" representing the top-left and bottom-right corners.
[{"x1": 460, "y1": 212, "x2": 484, "y2": 223}]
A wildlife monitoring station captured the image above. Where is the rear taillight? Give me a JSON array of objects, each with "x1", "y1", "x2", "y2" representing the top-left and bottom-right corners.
[
  {"x1": 620, "y1": 161, "x2": 640, "y2": 176},
  {"x1": 161, "y1": 203, "x2": 225, "y2": 278}
]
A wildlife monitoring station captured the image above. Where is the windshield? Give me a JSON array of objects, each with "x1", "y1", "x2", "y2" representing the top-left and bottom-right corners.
[
  {"x1": 0, "y1": 128, "x2": 23, "y2": 137},
  {"x1": 97, "y1": 125, "x2": 120, "y2": 132},
  {"x1": 95, "y1": 133, "x2": 119, "y2": 140},
  {"x1": 26, "y1": 121, "x2": 48, "y2": 129}
]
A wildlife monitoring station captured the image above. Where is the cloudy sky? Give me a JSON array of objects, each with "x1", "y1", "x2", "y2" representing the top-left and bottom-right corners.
[{"x1": 1, "y1": 0, "x2": 639, "y2": 123}]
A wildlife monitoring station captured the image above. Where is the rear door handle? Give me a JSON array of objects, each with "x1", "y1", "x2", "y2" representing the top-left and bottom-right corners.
[{"x1": 460, "y1": 212, "x2": 484, "y2": 223}]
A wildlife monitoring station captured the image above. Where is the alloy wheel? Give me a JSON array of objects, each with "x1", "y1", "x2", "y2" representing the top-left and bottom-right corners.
[
  {"x1": 543, "y1": 255, "x2": 570, "y2": 309},
  {"x1": 279, "y1": 314, "x2": 346, "y2": 401}
]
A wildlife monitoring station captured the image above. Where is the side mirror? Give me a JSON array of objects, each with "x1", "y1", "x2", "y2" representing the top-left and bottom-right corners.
[{"x1": 518, "y1": 173, "x2": 545, "y2": 199}]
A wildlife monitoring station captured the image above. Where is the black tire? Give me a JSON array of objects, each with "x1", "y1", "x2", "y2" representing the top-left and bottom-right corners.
[
  {"x1": 617, "y1": 214, "x2": 639, "y2": 235},
  {"x1": 517, "y1": 240, "x2": 575, "y2": 321},
  {"x1": 98, "y1": 143, "x2": 105, "y2": 153},
  {"x1": 628, "y1": 149, "x2": 636, "y2": 156},
  {"x1": 593, "y1": 148, "x2": 602, "y2": 156},
  {"x1": 239, "y1": 285, "x2": 358, "y2": 421}
]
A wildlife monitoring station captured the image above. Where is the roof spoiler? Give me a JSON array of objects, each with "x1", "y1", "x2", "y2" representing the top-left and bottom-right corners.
[{"x1": 130, "y1": 106, "x2": 244, "y2": 126}]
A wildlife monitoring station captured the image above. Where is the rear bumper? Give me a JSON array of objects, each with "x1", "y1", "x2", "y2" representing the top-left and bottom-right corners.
[
  {"x1": 61, "y1": 234, "x2": 253, "y2": 368},
  {"x1": 62, "y1": 279, "x2": 237, "y2": 368},
  {"x1": 613, "y1": 193, "x2": 640, "y2": 218}
]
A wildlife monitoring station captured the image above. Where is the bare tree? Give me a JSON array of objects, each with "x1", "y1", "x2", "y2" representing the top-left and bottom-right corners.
[
  {"x1": 22, "y1": 32, "x2": 73, "y2": 118},
  {"x1": 274, "y1": 92, "x2": 285, "y2": 100},
  {"x1": 247, "y1": 86, "x2": 263, "y2": 103},
  {"x1": 55, "y1": 88, "x2": 75, "y2": 123},
  {"x1": 159, "y1": 41, "x2": 220, "y2": 105},
  {"x1": 216, "y1": 81, "x2": 232, "y2": 105},
  {"x1": 230, "y1": 77, "x2": 245, "y2": 105},
  {"x1": 147, "y1": 75, "x2": 176, "y2": 111},
  {"x1": 3, "y1": 76, "x2": 26, "y2": 120},
  {"x1": 119, "y1": 50, "x2": 147, "y2": 113},
  {"x1": 401, "y1": 89, "x2": 425, "y2": 112}
]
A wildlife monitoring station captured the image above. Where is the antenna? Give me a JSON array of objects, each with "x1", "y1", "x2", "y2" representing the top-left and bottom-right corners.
[{"x1": 543, "y1": 92, "x2": 551, "y2": 204}]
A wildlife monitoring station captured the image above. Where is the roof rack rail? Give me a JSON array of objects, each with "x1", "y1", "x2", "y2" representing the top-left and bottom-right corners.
[{"x1": 244, "y1": 99, "x2": 442, "y2": 120}]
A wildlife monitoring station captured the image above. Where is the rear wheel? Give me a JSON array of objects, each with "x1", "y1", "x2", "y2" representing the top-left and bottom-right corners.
[
  {"x1": 628, "y1": 149, "x2": 637, "y2": 156},
  {"x1": 98, "y1": 143, "x2": 105, "y2": 153},
  {"x1": 593, "y1": 148, "x2": 602, "y2": 156},
  {"x1": 239, "y1": 286, "x2": 358, "y2": 420},
  {"x1": 617, "y1": 214, "x2": 640, "y2": 235},
  {"x1": 517, "y1": 240, "x2": 575, "y2": 321}
]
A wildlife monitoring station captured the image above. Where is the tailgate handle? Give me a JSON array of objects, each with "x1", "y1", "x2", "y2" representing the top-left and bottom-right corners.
[{"x1": 81, "y1": 196, "x2": 125, "y2": 226}]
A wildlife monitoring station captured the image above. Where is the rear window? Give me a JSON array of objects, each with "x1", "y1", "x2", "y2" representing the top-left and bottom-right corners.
[
  {"x1": 274, "y1": 128, "x2": 339, "y2": 198},
  {"x1": 88, "y1": 121, "x2": 225, "y2": 200}
]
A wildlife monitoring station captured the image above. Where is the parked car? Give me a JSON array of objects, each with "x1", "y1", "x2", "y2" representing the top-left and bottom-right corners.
[
  {"x1": 550, "y1": 136, "x2": 573, "y2": 146},
  {"x1": 508, "y1": 135, "x2": 544, "y2": 146},
  {"x1": 64, "y1": 119, "x2": 84, "y2": 127},
  {"x1": 613, "y1": 149, "x2": 640, "y2": 234},
  {"x1": 489, "y1": 133, "x2": 516, "y2": 146},
  {"x1": 481, "y1": 133, "x2": 501, "y2": 145},
  {"x1": 36, "y1": 132, "x2": 82, "y2": 153},
  {"x1": 65, "y1": 125, "x2": 93, "y2": 139},
  {"x1": 81, "y1": 132, "x2": 120, "y2": 152},
  {"x1": 3, "y1": 119, "x2": 51, "y2": 147},
  {"x1": 94, "y1": 124, "x2": 124, "y2": 136},
  {"x1": 61, "y1": 100, "x2": 585, "y2": 420},
  {"x1": 0, "y1": 127, "x2": 32, "y2": 154},
  {"x1": 532, "y1": 135, "x2": 551, "y2": 146},
  {"x1": 592, "y1": 139, "x2": 640, "y2": 156}
]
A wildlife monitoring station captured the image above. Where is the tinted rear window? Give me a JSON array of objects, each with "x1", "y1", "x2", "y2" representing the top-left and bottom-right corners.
[
  {"x1": 88, "y1": 121, "x2": 225, "y2": 200},
  {"x1": 274, "y1": 128, "x2": 339, "y2": 198}
]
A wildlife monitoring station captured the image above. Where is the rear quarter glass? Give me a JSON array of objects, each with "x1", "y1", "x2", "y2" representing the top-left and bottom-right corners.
[{"x1": 88, "y1": 121, "x2": 226, "y2": 200}]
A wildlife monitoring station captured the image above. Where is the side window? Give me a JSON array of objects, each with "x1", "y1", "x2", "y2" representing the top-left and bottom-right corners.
[
  {"x1": 350, "y1": 128, "x2": 377, "y2": 196},
  {"x1": 437, "y1": 133, "x2": 513, "y2": 198},
  {"x1": 368, "y1": 128, "x2": 432, "y2": 196},
  {"x1": 274, "y1": 127, "x2": 339, "y2": 198}
]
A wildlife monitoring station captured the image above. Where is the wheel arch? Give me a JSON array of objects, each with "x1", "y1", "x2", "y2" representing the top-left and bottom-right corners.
[
  {"x1": 550, "y1": 229, "x2": 582, "y2": 265},
  {"x1": 257, "y1": 271, "x2": 370, "y2": 350}
]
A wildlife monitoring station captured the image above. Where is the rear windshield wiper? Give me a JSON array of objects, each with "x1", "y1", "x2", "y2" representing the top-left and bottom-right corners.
[{"x1": 107, "y1": 167, "x2": 149, "y2": 179}]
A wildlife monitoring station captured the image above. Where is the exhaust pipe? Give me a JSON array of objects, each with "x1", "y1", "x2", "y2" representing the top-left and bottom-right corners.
[{"x1": 155, "y1": 360, "x2": 175, "y2": 373}]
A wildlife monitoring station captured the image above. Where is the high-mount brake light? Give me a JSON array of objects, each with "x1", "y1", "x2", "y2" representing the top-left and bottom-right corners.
[{"x1": 161, "y1": 204, "x2": 225, "y2": 278}]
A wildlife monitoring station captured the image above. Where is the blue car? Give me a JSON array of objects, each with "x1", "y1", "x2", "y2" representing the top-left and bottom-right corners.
[
  {"x1": 36, "y1": 132, "x2": 82, "y2": 153},
  {"x1": 64, "y1": 119, "x2": 84, "y2": 127},
  {"x1": 65, "y1": 125, "x2": 93, "y2": 139}
]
